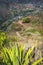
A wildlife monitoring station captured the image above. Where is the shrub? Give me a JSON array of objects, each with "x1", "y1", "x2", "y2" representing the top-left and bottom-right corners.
[
  {"x1": 0, "y1": 31, "x2": 10, "y2": 50},
  {"x1": 0, "y1": 31, "x2": 7, "y2": 47},
  {"x1": 22, "y1": 17, "x2": 30, "y2": 23}
]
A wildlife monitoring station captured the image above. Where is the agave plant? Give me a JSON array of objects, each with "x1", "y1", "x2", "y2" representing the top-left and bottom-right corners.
[
  {"x1": 32, "y1": 58, "x2": 43, "y2": 65},
  {"x1": 2, "y1": 44, "x2": 43, "y2": 65}
]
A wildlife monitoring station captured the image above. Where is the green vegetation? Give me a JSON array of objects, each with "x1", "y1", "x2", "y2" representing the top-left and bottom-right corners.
[
  {"x1": 32, "y1": 58, "x2": 43, "y2": 65},
  {"x1": 0, "y1": 44, "x2": 43, "y2": 65},
  {"x1": 25, "y1": 27, "x2": 41, "y2": 36},
  {"x1": 1, "y1": 44, "x2": 34, "y2": 65},
  {"x1": 0, "y1": 31, "x2": 7, "y2": 47},
  {"x1": 22, "y1": 17, "x2": 30, "y2": 23},
  {"x1": 0, "y1": 31, "x2": 43, "y2": 65}
]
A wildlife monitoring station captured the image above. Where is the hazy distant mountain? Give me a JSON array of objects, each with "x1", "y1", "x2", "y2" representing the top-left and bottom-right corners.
[
  {"x1": 0, "y1": 0, "x2": 43, "y2": 22},
  {"x1": 0, "y1": 0, "x2": 43, "y2": 4}
]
